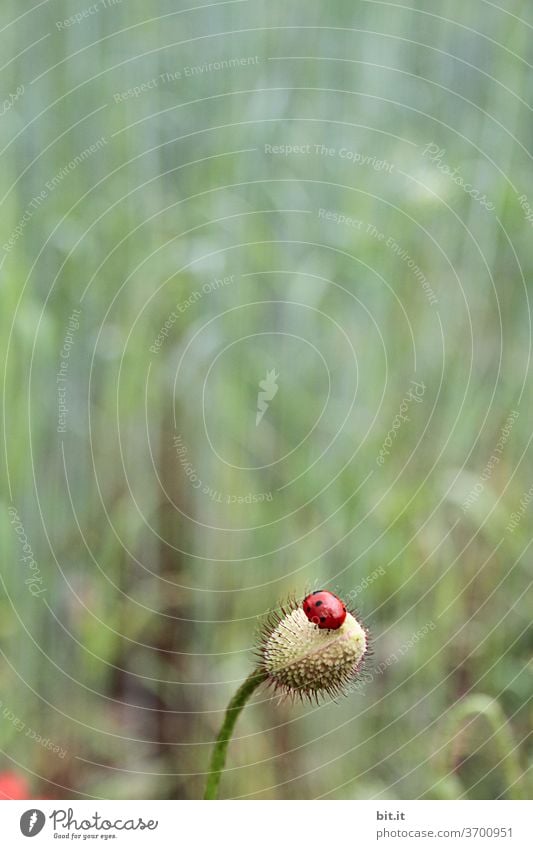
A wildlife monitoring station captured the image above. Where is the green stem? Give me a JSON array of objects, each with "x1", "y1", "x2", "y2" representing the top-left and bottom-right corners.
[
  {"x1": 204, "y1": 668, "x2": 268, "y2": 799},
  {"x1": 445, "y1": 695, "x2": 527, "y2": 800}
]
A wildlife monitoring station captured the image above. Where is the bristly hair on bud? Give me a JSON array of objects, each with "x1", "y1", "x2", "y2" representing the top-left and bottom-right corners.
[{"x1": 256, "y1": 595, "x2": 369, "y2": 702}]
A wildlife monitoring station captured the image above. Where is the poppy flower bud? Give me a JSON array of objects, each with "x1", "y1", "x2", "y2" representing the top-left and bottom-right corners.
[{"x1": 259, "y1": 600, "x2": 368, "y2": 700}]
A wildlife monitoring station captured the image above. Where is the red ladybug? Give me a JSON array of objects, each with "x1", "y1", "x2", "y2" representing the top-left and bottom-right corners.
[{"x1": 302, "y1": 590, "x2": 347, "y2": 630}]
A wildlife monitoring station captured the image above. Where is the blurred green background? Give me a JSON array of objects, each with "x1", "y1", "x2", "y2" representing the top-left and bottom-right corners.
[{"x1": 0, "y1": 0, "x2": 531, "y2": 800}]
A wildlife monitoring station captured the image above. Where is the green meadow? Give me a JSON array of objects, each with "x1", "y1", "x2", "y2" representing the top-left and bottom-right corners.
[{"x1": 0, "y1": 0, "x2": 531, "y2": 799}]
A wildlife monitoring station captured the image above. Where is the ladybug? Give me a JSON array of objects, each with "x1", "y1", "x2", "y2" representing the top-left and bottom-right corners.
[{"x1": 302, "y1": 590, "x2": 347, "y2": 630}]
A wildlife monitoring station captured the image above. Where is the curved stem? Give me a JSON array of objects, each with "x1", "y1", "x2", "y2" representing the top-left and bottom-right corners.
[
  {"x1": 204, "y1": 668, "x2": 268, "y2": 799},
  {"x1": 445, "y1": 695, "x2": 527, "y2": 800}
]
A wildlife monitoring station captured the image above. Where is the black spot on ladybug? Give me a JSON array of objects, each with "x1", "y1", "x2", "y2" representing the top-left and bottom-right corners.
[
  {"x1": 315, "y1": 600, "x2": 323, "y2": 606},
  {"x1": 320, "y1": 616, "x2": 326, "y2": 622}
]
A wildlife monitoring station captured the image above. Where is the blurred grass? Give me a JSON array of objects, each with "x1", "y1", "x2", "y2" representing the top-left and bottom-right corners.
[{"x1": 0, "y1": 0, "x2": 532, "y2": 799}]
